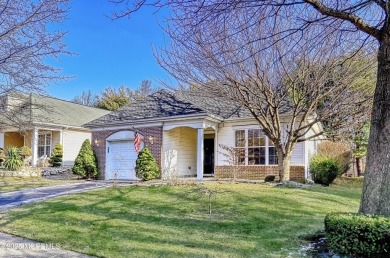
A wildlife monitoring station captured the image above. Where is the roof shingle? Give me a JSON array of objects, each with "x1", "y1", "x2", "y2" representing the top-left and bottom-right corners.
[{"x1": 87, "y1": 90, "x2": 251, "y2": 127}]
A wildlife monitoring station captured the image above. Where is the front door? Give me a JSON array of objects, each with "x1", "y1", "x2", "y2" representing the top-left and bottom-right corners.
[{"x1": 204, "y1": 138, "x2": 214, "y2": 175}]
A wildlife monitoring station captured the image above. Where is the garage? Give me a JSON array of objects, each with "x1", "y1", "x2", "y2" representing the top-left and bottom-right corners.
[{"x1": 105, "y1": 131, "x2": 142, "y2": 180}]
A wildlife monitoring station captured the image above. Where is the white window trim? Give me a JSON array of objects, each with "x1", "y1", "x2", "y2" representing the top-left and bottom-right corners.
[
  {"x1": 38, "y1": 131, "x2": 52, "y2": 157},
  {"x1": 234, "y1": 129, "x2": 278, "y2": 166}
]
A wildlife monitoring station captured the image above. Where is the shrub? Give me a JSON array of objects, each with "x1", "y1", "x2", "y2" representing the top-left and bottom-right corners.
[
  {"x1": 3, "y1": 146, "x2": 23, "y2": 171},
  {"x1": 325, "y1": 212, "x2": 390, "y2": 256},
  {"x1": 49, "y1": 143, "x2": 63, "y2": 167},
  {"x1": 264, "y1": 175, "x2": 275, "y2": 182},
  {"x1": 72, "y1": 139, "x2": 98, "y2": 178},
  {"x1": 317, "y1": 141, "x2": 351, "y2": 174},
  {"x1": 309, "y1": 155, "x2": 340, "y2": 185},
  {"x1": 0, "y1": 148, "x2": 5, "y2": 164},
  {"x1": 135, "y1": 147, "x2": 160, "y2": 181},
  {"x1": 19, "y1": 146, "x2": 32, "y2": 158}
]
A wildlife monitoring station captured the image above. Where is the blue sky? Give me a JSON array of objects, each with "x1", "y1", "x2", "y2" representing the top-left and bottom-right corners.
[{"x1": 47, "y1": 0, "x2": 171, "y2": 100}]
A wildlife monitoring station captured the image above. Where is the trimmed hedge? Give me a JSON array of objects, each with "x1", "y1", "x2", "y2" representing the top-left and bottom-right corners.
[
  {"x1": 325, "y1": 212, "x2": 390, "y2": 256},
  {"x1": 72, "y1": 139, "x2": 98, "y2": 178},
  {"x1": 135, "y1": 147, "x2": 160, "y2": 181},
  {"x1": 49, "y1": 143, "x2": 63, "y2": 167},
  {"x1": 309, "y1": 156, "x2": 340, "y2": 186}
]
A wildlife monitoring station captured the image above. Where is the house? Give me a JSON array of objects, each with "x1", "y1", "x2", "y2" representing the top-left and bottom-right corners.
[
  {"x1": 0, "y1": 91, "x2": 110, "y2": 166},
  {"x1": 86, "y1": 90, "x2": 320, "y2": 181}
]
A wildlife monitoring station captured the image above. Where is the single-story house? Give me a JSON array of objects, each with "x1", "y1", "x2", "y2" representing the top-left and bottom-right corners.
[
  {"x1": 86, "y1": 90, "x2": 320, "y2": 182},
  {"x1": 0, "y1": 91, "x2": 110, "y2": 166}
]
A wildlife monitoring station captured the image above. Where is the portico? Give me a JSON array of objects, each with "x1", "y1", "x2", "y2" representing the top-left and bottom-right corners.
[{"x1": 162, "y1": 118, "x2": 219, "y2": 180}]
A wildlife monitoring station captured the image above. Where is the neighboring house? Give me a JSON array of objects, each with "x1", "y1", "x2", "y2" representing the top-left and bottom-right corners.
[
  {"x1": 0, "y1": 91, "x2": 110, "y2": 166},
  {"x1": 86, "y1": 90, "x2": 321, "y2": 182}
]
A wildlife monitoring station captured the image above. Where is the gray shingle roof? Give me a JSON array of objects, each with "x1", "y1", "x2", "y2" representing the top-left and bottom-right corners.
[
  {"x1": 0, "y1": 91, "x2": 110, "y2": 128},
  {"x1": 175, "y1": 90, "x2": 251, "y2": 119},
  {"x1": 87, "y1": 90, "x2": 251, "y2": 127}
]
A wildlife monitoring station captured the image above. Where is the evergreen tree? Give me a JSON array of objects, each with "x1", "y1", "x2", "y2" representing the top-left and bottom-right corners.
[
  {"x1": 97, "y1": 86, "x2": 131, "y2": 111},
  {"x1": 72, "y1": 139, "x2": 98, "y2": 178},
  {"x1": 135, "y1": 147, "x2": 160, "y2": 181},
  {"x1": 49, "y1": 143, "x2": 63, "y2": 167}
]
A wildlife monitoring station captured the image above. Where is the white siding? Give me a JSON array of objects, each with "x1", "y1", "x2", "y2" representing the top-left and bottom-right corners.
[
  {"x1": 291, "y1": 142, "x2": 304, "y2": 165},
  {"x1": 304, "y1": 128, "x2": 319, "y2": 178},
  {"x1": 52, "y1": 131, "x2": 61, "y2": 147},
  {"x1": 62, "y1": 130, "x2": 91, "y2": 166},
  {"x1": 216, "y1": 125, "x2": 236, "y2": 166},
  {"x1": 216, "y1": 120, "x2": 305, "y2": 166},
  {"x1": 162, "y1": 127, "x2": 197, "y2": 177}
]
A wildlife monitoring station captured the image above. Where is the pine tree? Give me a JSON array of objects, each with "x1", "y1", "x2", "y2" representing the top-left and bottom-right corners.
[
  {"x1": 49, "y1": 143, "x2": 63, "y2": 167},
  {"x1": 72, "y1": 139, "x2": 98, "y2": 178},
  {"x1": 135, "y1": 147, "x2": 160, "y2": 181}
]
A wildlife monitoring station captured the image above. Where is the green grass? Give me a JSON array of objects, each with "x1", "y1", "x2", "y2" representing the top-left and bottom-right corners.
[
  {"x1": 0, "y1": 177, "x2": 76, "y2": 193},
  {"x1": 0, "y1": 179, "x2": 363, "y2": 257}
]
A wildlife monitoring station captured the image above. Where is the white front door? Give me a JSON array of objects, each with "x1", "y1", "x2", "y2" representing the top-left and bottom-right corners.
[{"x1": 108, "y1": 140, "x2": 138, "y2": 180}]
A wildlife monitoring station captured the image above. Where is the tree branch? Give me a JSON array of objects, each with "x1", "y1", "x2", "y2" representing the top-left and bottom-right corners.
[{"x1": 304, "y1": 0, "x2": 382, "y2": 39}]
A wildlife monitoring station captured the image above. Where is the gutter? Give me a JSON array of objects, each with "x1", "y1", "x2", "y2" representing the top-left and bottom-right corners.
[{"x1": 85, "y1": 113, "x2": 223, "y2": 129}]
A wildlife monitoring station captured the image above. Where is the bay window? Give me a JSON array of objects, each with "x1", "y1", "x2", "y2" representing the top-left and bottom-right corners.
[{"x1": 235, "y1": 129, "x2": 278, "y2": 165}]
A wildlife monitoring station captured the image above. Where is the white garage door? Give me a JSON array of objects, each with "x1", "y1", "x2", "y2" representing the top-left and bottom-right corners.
[{"x1": 107, "y1": 140, "x2": 138, "y2": 180}]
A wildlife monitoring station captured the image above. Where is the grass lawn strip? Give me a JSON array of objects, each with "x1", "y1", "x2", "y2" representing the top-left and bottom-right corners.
[
  {"x1": 0, "y1": 177, "x2": 76, "y2": 193},
  {"x1": 0, "y1": 179, "x2": 362, "y2": 257}
]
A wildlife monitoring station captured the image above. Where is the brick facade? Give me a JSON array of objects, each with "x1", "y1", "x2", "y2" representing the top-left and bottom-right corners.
[
  {"x1": 214, "y1": 165, "x2": 305, "y2": 182},
  {"x1": 91, "y1": 126, "x2": 163, "y2": 179}
]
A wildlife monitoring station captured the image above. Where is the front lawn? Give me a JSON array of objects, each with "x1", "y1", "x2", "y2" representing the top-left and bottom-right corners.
[
  {"x1": 0, "y1": 179, "x2": 362, "y2": 257},
  {"x1": 0, "y1": 177, "x2": 76, "y2": 193}
]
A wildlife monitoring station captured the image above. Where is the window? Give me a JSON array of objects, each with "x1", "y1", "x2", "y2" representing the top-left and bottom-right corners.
[
  {"x1": 38, "y1": 132, "x2": 51, "y2": 157},
  {"x1": 235, "y1": 129, "x2": 278, "y2": 165},
  {"x1": 268, "y1": 140, "x2": 278, "y2": 165},
  {"x1": 235, "y1": 130, "x2": 246, "y2": 164}
]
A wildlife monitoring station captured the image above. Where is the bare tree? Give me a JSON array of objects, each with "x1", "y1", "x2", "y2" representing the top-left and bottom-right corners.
[
  {"x1": 0, "y1": 0, "x2": 69, "y2": 94},
  {"x1": 0, "y1": 0, "x2": 69, "y2": 133},
  {"x1": 169, "y1": 31, "x2": 372, "y2": 183},
  {"x1": 128, "y1": 80, "x2": 158, "y2": 101},
  {"x1": 218, "y1": 144, "x2": 245, "y2": 182},
  {"x1": 111, "y1": 0, "x2": 389, "y2": 216},
  {"x1": 71, "y1": 90, "x2": 100, "y2": 107}
]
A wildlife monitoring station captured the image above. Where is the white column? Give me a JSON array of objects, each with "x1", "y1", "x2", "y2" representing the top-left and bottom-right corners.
[
  {"x1": 197, "y1": 128, "x2": 204, "y2": 180},
  {"x1": 31, "y1": 127, "x2": 38, "y2": 167},
  {"x1": 214, "y1": 129, "x2": 218, "y2": 170},
  {"x1": 59, "y1": 130, "x2": 64, "y2": 166},
  {"x1": 59, "y1": 130, "x2": 64, "y2": 145},
  {"x1": 0, "y1": 132, "x2": 4, "y2": 149}
]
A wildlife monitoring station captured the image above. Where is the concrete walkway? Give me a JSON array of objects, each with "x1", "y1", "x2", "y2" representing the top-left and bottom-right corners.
[{"x1": 0, "y1": 232, "x2": 91, "y2": 258}]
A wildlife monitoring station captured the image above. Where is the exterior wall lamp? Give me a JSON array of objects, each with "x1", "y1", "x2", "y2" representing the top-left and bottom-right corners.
[{"x1": 148, "y1": 136, "x2": 155, "y2": 145}]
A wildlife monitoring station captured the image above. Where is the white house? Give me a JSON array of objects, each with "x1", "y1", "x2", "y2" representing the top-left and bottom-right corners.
[
  {"x1": 0, "y1": 91, "x2": 110, "y2": 166},
  {"x1": 86, "y1": 90, "x2": 320, "y2": 182}
]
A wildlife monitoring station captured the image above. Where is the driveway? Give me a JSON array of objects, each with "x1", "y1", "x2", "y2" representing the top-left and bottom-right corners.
[{"x1": 0, "y1": 181, "x2": 135, "y2": 211}]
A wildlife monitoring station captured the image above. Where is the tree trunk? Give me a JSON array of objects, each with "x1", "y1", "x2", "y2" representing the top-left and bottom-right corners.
[
  {"x1": 278, "y1": 151, "x2": 291, "y2": 182},
  {"x1": 356, "y1": 157, "x2": 361, "y2": 177},
  {"x1": 359, "y1": 40, "x2": 390, "y2": 217}
]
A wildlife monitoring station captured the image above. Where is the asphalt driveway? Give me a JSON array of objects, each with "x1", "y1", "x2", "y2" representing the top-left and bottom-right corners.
[{"x1": 0, "y1": 181, "x2": 119, "y2": 211}]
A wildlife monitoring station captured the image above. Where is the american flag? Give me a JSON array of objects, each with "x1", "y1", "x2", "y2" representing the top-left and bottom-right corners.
[{"x1": 134, "y1": 131, "x2": 143, "y2": 153}]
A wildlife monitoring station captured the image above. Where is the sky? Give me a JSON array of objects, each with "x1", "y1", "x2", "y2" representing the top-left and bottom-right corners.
[{"x1": 47, "y1": 0, "x2": 171, "y2": 101}]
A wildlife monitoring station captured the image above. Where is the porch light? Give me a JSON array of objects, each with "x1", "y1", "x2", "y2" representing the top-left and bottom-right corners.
[
  {"x1": 94, "y1": 139, "x2": 100, "y2": 147},
  {"x1": 148, "y1": 136, "x2": 155, "y2": 145}
]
